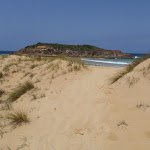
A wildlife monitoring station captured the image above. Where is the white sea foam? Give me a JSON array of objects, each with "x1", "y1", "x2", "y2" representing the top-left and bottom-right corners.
[
  {"x1": 134, "y1": 56, "x2": 139, "y2": 59},
  {"x1": 81, "y1": 58, "x2": 131, "y2": 65}
]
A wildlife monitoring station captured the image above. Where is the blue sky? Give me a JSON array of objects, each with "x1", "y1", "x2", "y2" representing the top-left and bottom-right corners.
[{"x1": 0, "y1": 0, "x2": 150, "y2": 53}]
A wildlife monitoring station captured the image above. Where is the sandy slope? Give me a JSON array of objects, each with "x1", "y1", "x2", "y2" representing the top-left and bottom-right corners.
[{"x1": 0, "y1": 55, "x2": 150, "y2": 150}]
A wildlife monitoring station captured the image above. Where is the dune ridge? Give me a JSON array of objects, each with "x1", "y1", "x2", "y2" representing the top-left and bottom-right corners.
[{"x1": 0, "y1": 55, "x2": 150, "y2": 150}]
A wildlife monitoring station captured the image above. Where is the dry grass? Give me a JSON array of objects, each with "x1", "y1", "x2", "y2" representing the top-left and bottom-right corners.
[
  {"x1": 29, "y1": 73, "x2": 34, "y2": 78},
  {"x1": 24, "y1": 55, "x2": 86, "y2": 66},
  {"x1": 73, "y1": 65, "x2": 81, "y2": 71},
  {"x1": 3, "y1": 62, "x2": 18, "y2": 72},
  {"x1": 40, "y1": 94, "x2": 45, "y2": 98},
  {"x1": 23, "y1": 72, "x2": 30, "y2": 78},
  {"x1": 30, "y1": 64, "x2": 38, "y2": 69},
  {"x1": 8, "y1": 81, "x2": 34, "y2": 102},
  {"x1": 117, "y1": 120, "x2": 128, "y2": 127},
  {"x1": 127, "y1": 76, "x2": 139, "y2": 87},
  {"x1": 109, "y1": 69, "x2": 128, "y2": 84},
  {"x1": 32, "y1": 94, "x2": 37, "y2": 100},
  {"x1": 0, "y1": 89, "x2": 4, "y2": 97},
  {"x1": 7, "y1": 111, "x2": 30, "y2": 125},
  {"x1": 0, "y1": 104, "x2": 12, "y2": 111},
  {"x1": 110, "y1": 57, "x2": 150, "y2": 84},
  {"x1": 136, "y1": 103, "x2": 150, "y2": 109},
  {"x1": 0, "y1": 72, "x2": 3, "y2": 79}
]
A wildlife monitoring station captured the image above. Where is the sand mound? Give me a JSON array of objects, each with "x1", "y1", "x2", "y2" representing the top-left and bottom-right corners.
[
  {"x1": 110, "y1": 58, "x2": 150, "y2": 87},
  {"x1": 103, "y1": 58, "x2": 150, "y2": 150},
  {"x1": 0, "y1": 55, "x2": 150, "y2": 150}
]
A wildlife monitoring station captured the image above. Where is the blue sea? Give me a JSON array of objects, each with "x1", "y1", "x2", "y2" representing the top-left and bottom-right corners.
[
  {"x1": 0, "y1": 51, "x2": 14, "y2": 55},
  {"x1": 81, "y1": 53, "x2": 145, "y2": 67},
  {"x1": 0, "y1": 51, "x2": 145, "y2": 67}
]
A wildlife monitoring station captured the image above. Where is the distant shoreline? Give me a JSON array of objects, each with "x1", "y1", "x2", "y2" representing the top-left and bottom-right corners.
[{"x1": 0, "y1": 51, "x2": 14, "y2": 55}]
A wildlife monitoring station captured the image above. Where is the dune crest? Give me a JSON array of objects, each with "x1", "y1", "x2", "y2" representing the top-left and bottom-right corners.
[{"x1": 0, "y1": 55, "x2": 150, "y2": 150}]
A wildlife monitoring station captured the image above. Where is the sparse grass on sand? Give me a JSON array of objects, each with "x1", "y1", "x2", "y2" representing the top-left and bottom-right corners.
[
  {"x1": 0, "y1": 72, "x2": 3, "y2": 78},
  {"x1": 0, "y1": 103, "x2": 12, "y2": 111},
  {"x1": 27, "y1": 55, "x2": 86, "y2": 66},
  {"x1": 30, "y1": 64, "x2": 38, "y2": 69},
  {"x1": 32, "y1": 94, "x2": 37, "y2": 100},
  {"x1": 110, "y1": 56, "x2": 150, "y2": 84},
  {"x1": 0, "y1": 89, "x2": 4, "y2": 97},
  {"x1": 136, "y1": 103, "x2": 150, "y2": 109},
  {"x1": 3, "y1": 62, "x2": 18, "y2": 72},
  {"x1": 8, "y1": 81, "x2": 34, "y2": 102},
  {"x1": 7, "y1": 111, "x2": 30, "y2": 125},
  {"x1": 117, "y1": 120, "x2": 128, "y2": 127}
]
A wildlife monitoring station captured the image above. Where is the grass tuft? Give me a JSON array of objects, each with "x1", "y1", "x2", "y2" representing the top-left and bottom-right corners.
[
  {"x1": 136, "y1": 103, "x2": 150, "y2": 109},
  {"x1": 73, "y1": 65, "x2": 81, "y2": 71},
  {"x1": 8, "y1": 81, "x2": 34, "y2": 102},
  {"x1": 109, "y1": 56, "x2": 150, "y2": 84},
  {"x1": 0, "y1": 104, "x2": 12, "y2": 111},
  {"x1": 0, "y1": 89, "x2": 4, "y2": 97},
  {"x1": 0, "y1": 72, "x2": 3, "y2": 79},
  {"x1": 32, "y1": 94, "x2": 37, "y2": 100},
  {"x1": 109, "y1": 70, "x2": 127, "y2": 84},
  {"x1": 30, "y1": 64, "x2": 38, "y2": 69},
  {"x1": 7, "y1": 111, "x2": 30, "y2": 125},
  {"x1": 3, "y1": 62, "x2": 18, "y2": 72},
  {"x1": 117, "y1": 120, "x2": 128, "y2": 127}
]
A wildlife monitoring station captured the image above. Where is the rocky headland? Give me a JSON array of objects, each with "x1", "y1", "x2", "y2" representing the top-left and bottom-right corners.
[{"x1": 12, "y1": 42, "x2": 133, "y2": 58}]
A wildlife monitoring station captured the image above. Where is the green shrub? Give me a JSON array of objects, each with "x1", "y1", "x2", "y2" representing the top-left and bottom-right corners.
[{"x1": 24, "y1": 42, "x2": 95, "y2": 53}]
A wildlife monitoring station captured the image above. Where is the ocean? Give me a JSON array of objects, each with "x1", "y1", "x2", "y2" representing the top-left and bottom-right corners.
[
  {"x1": 81, "y1": 53, "x2": 145, "y2": 67},
  {"x1": 0, "y1": 51, "x2": 14, "y2": 55},
  {"x1": 0, "y1": 51, "x2": 145, "y2": 67}
]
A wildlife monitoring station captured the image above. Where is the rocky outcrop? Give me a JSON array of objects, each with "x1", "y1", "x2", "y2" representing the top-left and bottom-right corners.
[{"x1": 11, "y1": 43, "x2": 133, "y2": 58}]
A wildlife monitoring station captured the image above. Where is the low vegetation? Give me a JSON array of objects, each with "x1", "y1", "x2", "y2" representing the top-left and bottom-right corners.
[
  {"x1": 32, "y1": 94, "x2": 37, "y2": 100},
  {"x1": 109, "y1": 69, "x2": 128, "y2": 84},
  {"x1": 117, "y1": 120, "x2": 128, "y2": 127},
  {"x1": 8, "y1": 81, "x2": 34, "y2": 102},
  {"x1": 0, "y1": 54, "x2": 87, "y2": 148},
  {"x1": 0, "y1": 72, "x2": 3, "y2": 78},
  {"x1": 0, "y1": 104, "x2": 12, "y2": 111},
  {"x1": 110, "y1": 56, "x2": 150, "y2": 84},
  {"x1": 7, "y1": 111, "x2": 30, "y2": 125},
  {"x1": 3, "y1": 62, "x2": 18, "y2": 72},
  {"x1": 136, "y1": 103, "x2": 150, "y2": 109},
  {"x1": 0, "y1": 89, "x2": 4, "y2": 97},
  {"x1": 25, "y1": 42, "x2": 98, "y2": 53},
  {"x1": 30, "y1": 64, "x2": 38, "y2": 69}
]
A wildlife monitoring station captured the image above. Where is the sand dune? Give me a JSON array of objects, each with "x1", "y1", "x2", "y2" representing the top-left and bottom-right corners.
[{"x1": 0, "y1": 55, "x2": 150, "y2": 150}]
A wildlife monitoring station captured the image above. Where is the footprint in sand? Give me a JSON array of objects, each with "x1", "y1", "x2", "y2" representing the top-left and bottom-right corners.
[{"x1": 108, "y1": 132, "x2": 118, "y2": 141}]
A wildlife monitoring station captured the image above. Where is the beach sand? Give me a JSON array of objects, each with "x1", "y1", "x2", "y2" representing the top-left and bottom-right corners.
[{"x1": 0, "y1": 55, "x2": 150, "y2": 150}]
